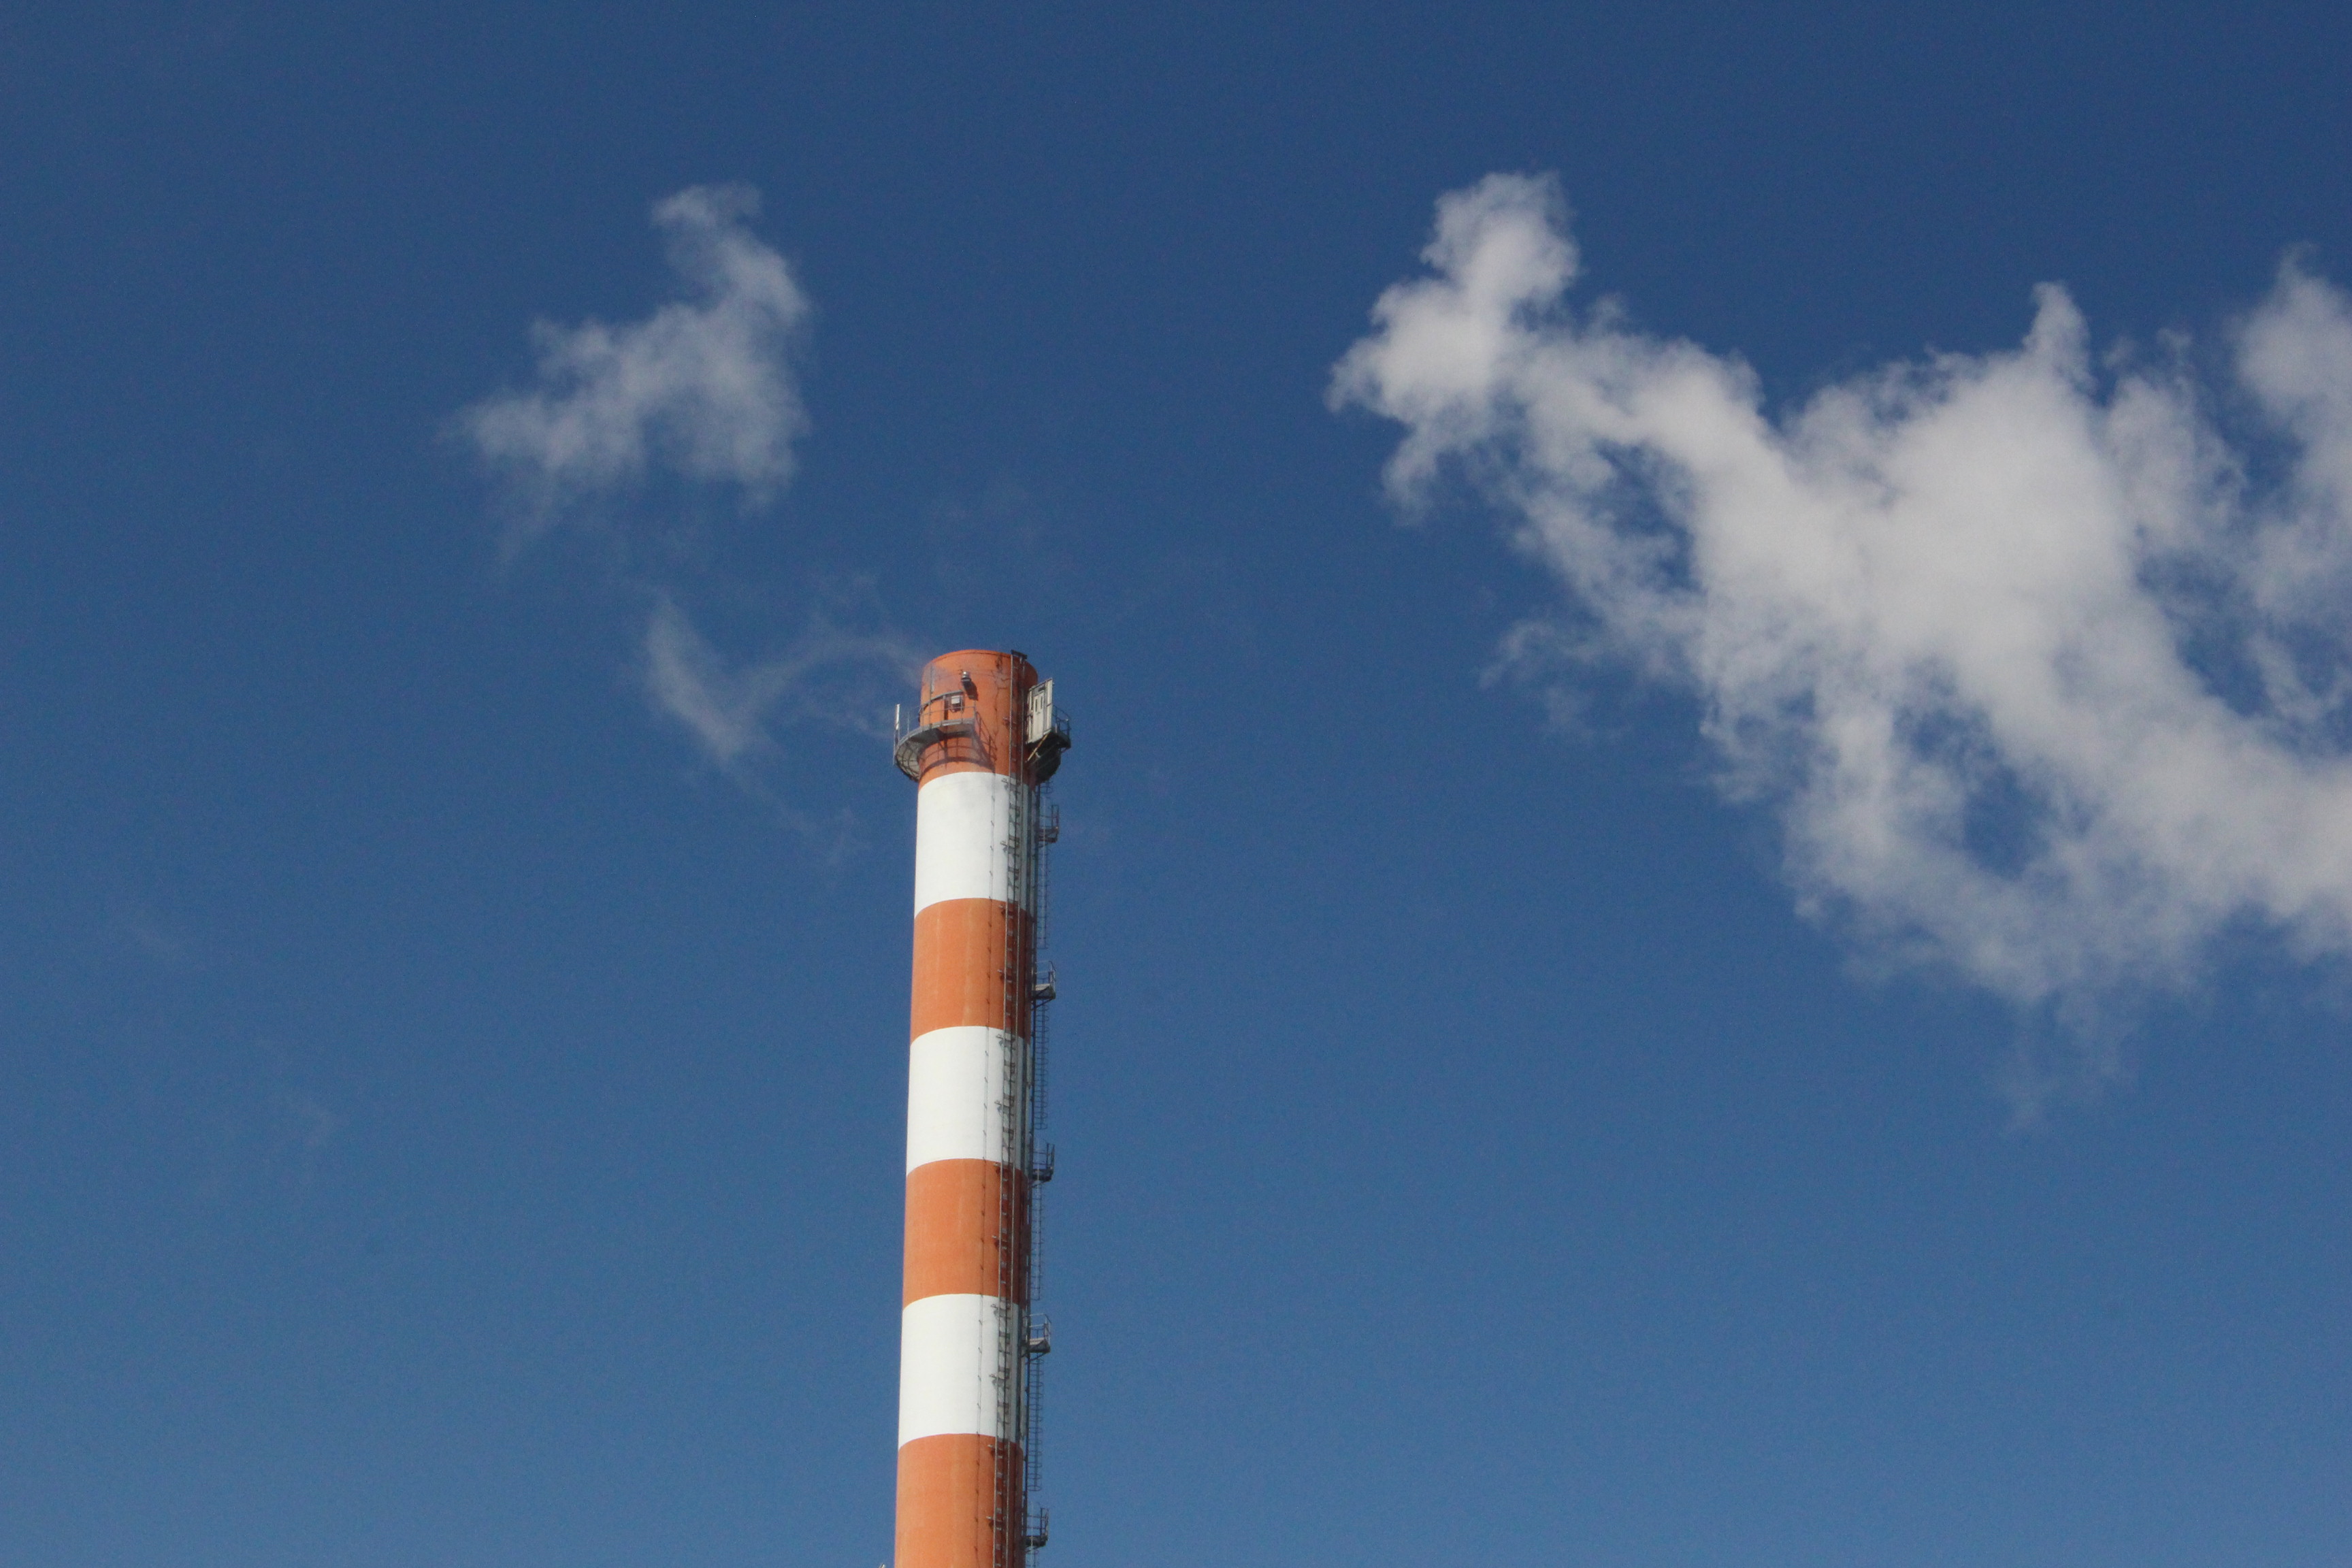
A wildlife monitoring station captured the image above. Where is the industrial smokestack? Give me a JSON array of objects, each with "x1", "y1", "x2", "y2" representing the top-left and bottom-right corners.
[{"x1": 892, "y1": 651, "x2": 1068, "y2": 1568}]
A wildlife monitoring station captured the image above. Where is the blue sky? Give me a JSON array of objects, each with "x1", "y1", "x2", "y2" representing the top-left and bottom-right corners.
[{"x1": 4, "y1": 3, "x2": 2351, "y2": 1565}]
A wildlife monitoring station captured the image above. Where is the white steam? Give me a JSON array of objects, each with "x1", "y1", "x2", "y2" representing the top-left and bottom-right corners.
[
  {"x1": 459, "y1": 184, "x2": 811, "y2": 521},
  {"x1": 1335, "y1": 174, "x2": 2352, "y2": 1023}
]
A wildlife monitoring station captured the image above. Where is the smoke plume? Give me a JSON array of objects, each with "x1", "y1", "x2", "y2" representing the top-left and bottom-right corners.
[{"x1": 1335, "y1": 174, "x2": 2352, "y2": 1061}]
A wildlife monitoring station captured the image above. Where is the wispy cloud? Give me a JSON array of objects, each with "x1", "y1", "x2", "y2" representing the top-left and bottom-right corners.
[
  {"x1": 457, "y1": 186, "x2": 915, "y2": 793},
  {"x1": 1336, "y1": 174, "x2": 2352, "y2": 1101},
  {"x1": 117, "y1": 904, "x2": 202, "y2": 973},
  {"x1": 458, "y1": 184, "x2": 811, "y2": 527},
  {"x1": 641, "y1": 593, "x2": 916, "y2": 769},
  {"x1": 271, "y1": 1086, "x2": 340, "y2": 1154}
]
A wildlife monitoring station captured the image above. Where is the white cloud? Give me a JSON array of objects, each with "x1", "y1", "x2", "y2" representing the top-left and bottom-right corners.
[
  {"x1": 642, "y1": 595, "x2": 915, "y2": 769},
  {"x1": 455, "y1": 188, "x2": 911, "y2": 786},
  {"x1": 459, "y1": 184, "x2": 810, "y2": 521},
  {"x1": 1335, "y1": 174, "x2": 2352, "y2": 1047}
]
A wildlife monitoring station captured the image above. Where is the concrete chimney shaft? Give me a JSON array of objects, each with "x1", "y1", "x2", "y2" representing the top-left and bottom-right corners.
[{"x1": 894, "y1": 650, "x2": 1056, "y2": 1568}]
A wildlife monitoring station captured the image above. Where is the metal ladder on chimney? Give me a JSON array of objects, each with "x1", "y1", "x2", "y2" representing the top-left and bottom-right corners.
[
  {"x1": 1021, "y1": 799, "x2": 1058, "y2": 1559},
  {"x1": 990, "y1": 740, "x2": 1034, "y2": 1568}
]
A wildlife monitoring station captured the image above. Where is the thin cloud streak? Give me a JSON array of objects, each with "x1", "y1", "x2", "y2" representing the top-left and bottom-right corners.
[
  {"x1": 642, "y1": 594, "x2": 917, "y2": 770},
  {"x1": 1335, "y1": 175, "x2": 2352, "y2": 1068}
]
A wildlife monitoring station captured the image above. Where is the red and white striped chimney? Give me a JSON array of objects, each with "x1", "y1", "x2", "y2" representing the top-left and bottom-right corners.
[{"x1": 892, "y1": 650, "x2": 1066, "y2": 1568}]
